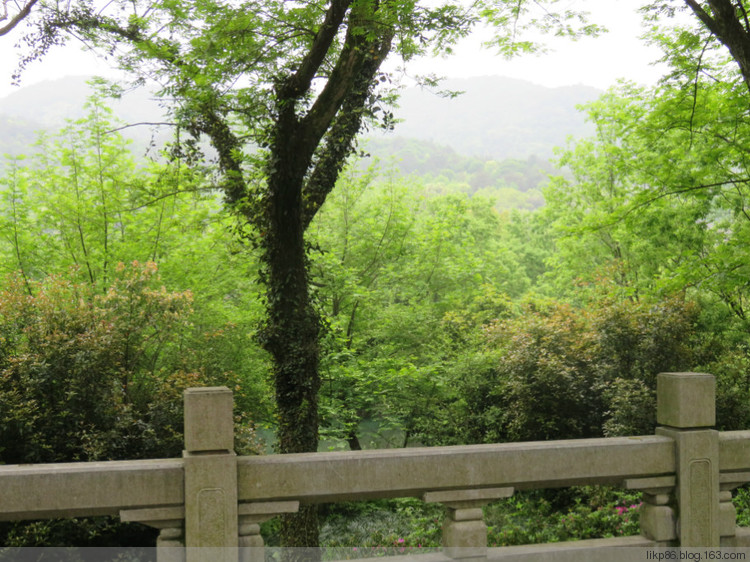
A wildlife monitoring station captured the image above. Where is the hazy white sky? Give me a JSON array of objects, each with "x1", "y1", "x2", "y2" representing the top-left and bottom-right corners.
[
  {"x1": 405, "y1": 1, "x2": 669, "y2": 89},
  {"x1": 0, "y1": 1, "x2": 669, "y2": 99}
]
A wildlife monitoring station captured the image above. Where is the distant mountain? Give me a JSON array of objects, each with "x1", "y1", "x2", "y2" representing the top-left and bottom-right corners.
[
  {"x1": 0, "y1": 76, "x2": 168, "y2": 157},
  {"x1": 372, "y1": 76, "x2": 600, "y2": 161},
  {"x1": 0, "y1": 75, "x2": 599, "y2": 162},
  {"x1": 0, "y1": 114, "x2": 40, "y2": 156}
]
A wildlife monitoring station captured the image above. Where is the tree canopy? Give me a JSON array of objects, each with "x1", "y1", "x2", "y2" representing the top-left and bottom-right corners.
[
  {"x1": 2, "y1": 0, "x2": 602, "y2": 547},
  {"x1": 10, "y1": 0, "x2": 750, "y2": 550}
]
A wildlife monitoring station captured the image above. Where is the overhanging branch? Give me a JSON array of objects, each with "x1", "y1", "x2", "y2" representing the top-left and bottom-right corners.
[
  {"x1": 0, "y1": 0, "x2": 39, "y2": 36},
  {"x1": 302, "y1": 28, "x2": 394, "y2": 229},
  {"x1": 599, "y1": 177, "x2": 750, "y2": 230},
  {"x1": 277, "y1": 0, "x2": 352, "y2": 100}
]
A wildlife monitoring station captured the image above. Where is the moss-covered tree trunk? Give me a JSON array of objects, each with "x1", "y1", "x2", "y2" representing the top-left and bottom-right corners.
[
  {"x1": 252, "y1": 6, "x2": 394, "y2": 546},
  {"x1": 261, "y1": 105, "x2": 322, "y2": 547}
]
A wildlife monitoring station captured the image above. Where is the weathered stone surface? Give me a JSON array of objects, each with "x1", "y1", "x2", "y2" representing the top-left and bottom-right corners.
[
  {"x1": 657, "y1": 372, "x2": 715, "y2": 428},
  {"x1": 237, "y1": 436, "x2": 674, "y2": 503},
  {"x1": 657, "y1": 373, "x2": 720, "y2": 547},
  {"x1": 639, "y1": 503, "x2": 676, "y2": 542},
  {"x1": 184, "y1": 387, "x2": 234, "y2": 453},
  {"x1": 720, "y1": 490, "x2": 737, "y2": 537},
  {"x1": 423, "y1": 487, "x2": 513, "y2": 505},
  {"x1": 719, "y1": 432, "x2": 750, "y2": 471},
  {"x1": 0, "y1": 459, "x2": 183, "y2": 520},
  {"x1": 723, "y1": 527, "x2": 750, "y2": 547},
  {"x1": 487, "y1": 536, "x2": 656, "y2": 561},
  {"x1": 183, "y1": 387, "x2": 238, "y2": 561},
  {"x1": 444, "y1": 518, "x2": 486, "y2": 558}
]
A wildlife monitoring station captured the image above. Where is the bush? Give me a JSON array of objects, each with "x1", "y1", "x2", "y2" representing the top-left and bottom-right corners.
[
  {"x1": 486, "y1": 488, "x2": 641, "y2": 545},
  {"x1": 0, "y1": 262, "x2": 263, "y2": 546},
  {"x1": 458, "y1": 297, "x2": 700, "y2": 444}
]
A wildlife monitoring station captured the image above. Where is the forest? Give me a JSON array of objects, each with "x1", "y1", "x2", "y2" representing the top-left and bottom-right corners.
[{"x1": 3, "y1": 0, "x2": 750, "y2": 552}]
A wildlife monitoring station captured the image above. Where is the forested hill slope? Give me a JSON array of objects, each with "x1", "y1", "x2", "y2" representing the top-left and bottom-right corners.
[{"x1": 1, "y1": 75, "x2": 600, "y2": 161}]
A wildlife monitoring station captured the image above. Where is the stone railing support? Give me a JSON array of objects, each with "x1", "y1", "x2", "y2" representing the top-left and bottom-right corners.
[
  {"x1": 424, "y1": 487, "x2": 514, "y2": 559},
  {"x1": 624, "y1": 475, "x2": 676, "y2": 544},
  {"x1": 121, "y1": 506, "x2": 185, "y2": 562},
  {"x1": 655, "y1": 372, "x2": 719, "y2": 547},
  {"x1": 238, "y1": 501, "x2": 299, "y2": 562},
  {"x1": 183, "y1": 387, "x2": 238, "y2": 562},
  {"x1": 719, "y1": 472, "x2": 750, "y2": 540}
]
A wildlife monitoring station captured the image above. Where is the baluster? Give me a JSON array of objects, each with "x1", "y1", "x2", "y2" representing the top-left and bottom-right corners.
[
  {"x1": 719, "y1": 472, "x2": 750, "y2": 543},
  {"x1": 120, "y1": 506, "x2": 185, "y2": 562},
  {"x1": 423, "y1": 487, "x2": 513, "y2": 559},
  {"x1": 238, "y1": 501, "x2": 299, "y2": 562},
  {"x1": 624, "y1": 476, "x2": 676, "y2": 545}
]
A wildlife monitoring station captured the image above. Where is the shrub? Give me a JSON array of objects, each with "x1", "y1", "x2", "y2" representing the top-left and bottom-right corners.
[
  {"x1": 459, "y1": 297, "x2": 700, "y2": 444},
  {"x1": 0, "y1": 262, "x2": 263, "y2": 546}
]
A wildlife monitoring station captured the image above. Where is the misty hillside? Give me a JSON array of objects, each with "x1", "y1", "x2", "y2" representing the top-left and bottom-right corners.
[
  {"x1": 0, "y1": 77, "x2": 167, "y2": 157},
  {"x1": 379, "y1": 76, "x2": 600, "y2": 160},
  {"x1": 0, "y1": 77, "x2": 164, "y2": 127},
  {"x1": 0, "y1": 75, "x2": 599, "y2": 162}
]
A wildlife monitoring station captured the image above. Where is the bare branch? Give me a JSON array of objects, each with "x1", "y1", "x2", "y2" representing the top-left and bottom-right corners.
[
  {"x1": 103, "y1": 121, "x2": 176, "y2": 135},
  {"x1": 122, "y1": 186, "x2": 217, "y2": 212}
]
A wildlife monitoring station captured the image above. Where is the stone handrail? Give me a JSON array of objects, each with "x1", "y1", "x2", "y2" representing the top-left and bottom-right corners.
[
  {"x1": 236, "y1": 435, "x2": 675, "y2": 502},
  {"x1": 0, "y1": 372, "x2": 749, "y2": 562}
]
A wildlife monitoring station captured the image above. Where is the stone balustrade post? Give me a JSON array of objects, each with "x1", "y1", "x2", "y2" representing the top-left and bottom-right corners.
[
  {"x1": 424, "y1": 487, "x2": 514, "y2": 559},
  {"x1": 624, "y1": 476, "x2": 676, "y2": 545},
  {"x1": 237, "y1": 501, "x2": 299, "y2": 562},
  {"x1": 183, "y1": 387, "x2": 239, "y2": 562},
  {"x1": 655, "y1": 372, "x2": 719, "y2": 547},
  {"x1": 120, "y1": 506, "x2": 186, "y2": 562}
]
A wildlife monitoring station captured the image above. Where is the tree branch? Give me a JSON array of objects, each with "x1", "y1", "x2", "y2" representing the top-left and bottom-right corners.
[
  {"x1": 103, "y1": 121, "x2": 176, "y2": 135},
  {"x1": 685, "y1": 0, "x2": 750, "y2": 91},
  {"x1": 190, "y1": 105, "x2": 247, "y2": 207},
  {"x1": 302, "y1": 4, "x2": 392, "y2": 144},
  {"x1": 0, "y1": 0, "x2": 39, "y2": 36},
  {"x1": 601, "y1": 177, "x2": 750, "y2": 229},
  {"x1": 301, "y1": 21, "x2": 394, "y2": 228},
  {"x1": 684, "y1": 0, "x2": 720, "y2": 35},
  {"x1": 737, "y1": 0, "x2": 750, "y2": 32},
  {"x1": 80, "y1": 19, "x2": 248, "y2": 207},
  {"x1": 277, "y1": 0, "x2": 353, "y2": 100}
]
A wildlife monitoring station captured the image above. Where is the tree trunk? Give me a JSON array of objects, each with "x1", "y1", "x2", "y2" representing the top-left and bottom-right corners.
[
  {"x1": 261, "y1": 110, "x2": 322, "y2": 549},
  {"x1": 684, "y1": 0, "x2": 750, "y2": 93},
  {"x1": 253, "y1": 3, "x2": 394, "y2": 549}
]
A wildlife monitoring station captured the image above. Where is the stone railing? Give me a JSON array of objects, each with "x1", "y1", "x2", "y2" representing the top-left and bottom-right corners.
[{"x1": 1, "y1": 372, "x2": 750, "y2": 562}]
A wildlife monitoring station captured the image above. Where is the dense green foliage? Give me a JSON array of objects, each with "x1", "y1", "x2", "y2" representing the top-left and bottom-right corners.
[
  {"x1": 7, "y1": 69, "x2": 750, "y2": 545},
  {"x1": 0, "y1": 262, "x2": 265, "y2": 545},
  {"x1": 7, "y1": 0, "x2": 750, "y2": 550},
  {"x1": 362, "y1": 138, "x2": 551, "y2": 210},
  {"x1": 6, "y1": 0, "x2": 602, "y2": 542},
  {"x1": 6, "y1": 75, "x2": 750, "y2": 544}
]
